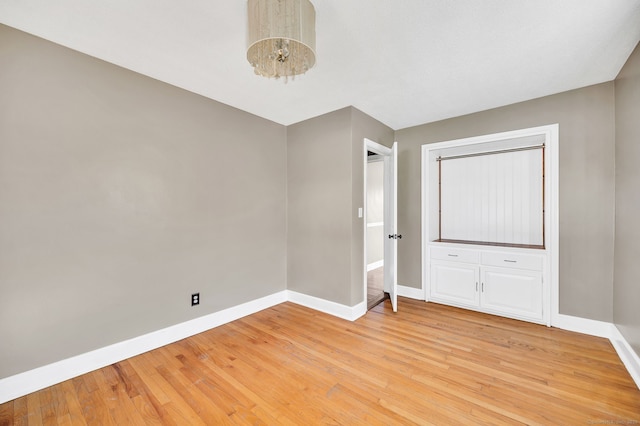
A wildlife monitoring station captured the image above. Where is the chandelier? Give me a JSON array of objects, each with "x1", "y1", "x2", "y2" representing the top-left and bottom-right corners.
[{"x1": 247, "y1": 0, "x2": 316, "y2": 80}]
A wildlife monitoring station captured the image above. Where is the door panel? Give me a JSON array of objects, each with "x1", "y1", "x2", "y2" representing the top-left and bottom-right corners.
[
  {"x1": 430, "y1": 261, "x2": 479, "y2": 308},
  {"x1": 384, "y1": 142, "x2": 398, "y2": 312},
  {"x1": 481, "y1": 267, "x2": 543, "y2": 320}
]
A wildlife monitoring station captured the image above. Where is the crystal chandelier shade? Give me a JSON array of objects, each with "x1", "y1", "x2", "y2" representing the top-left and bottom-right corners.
[{"x1": 247, "y1": 0, "x2": 316, "y2": 80}]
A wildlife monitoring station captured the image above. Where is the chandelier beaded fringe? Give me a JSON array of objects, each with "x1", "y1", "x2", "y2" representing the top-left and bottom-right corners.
[{"x1": 247, "y1": 0, "x2": 316, "y2": 81}]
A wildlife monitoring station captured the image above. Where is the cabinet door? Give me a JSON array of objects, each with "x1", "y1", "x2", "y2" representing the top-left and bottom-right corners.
[
  {"x1": 430, "y1": 261, "x2": 479, "y2": 308},
  {"x1": 481, "y1": 267, "x2": 543, "y2": 321}
]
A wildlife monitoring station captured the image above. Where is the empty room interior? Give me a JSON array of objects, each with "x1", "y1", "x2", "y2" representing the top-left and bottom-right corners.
[{"x1": 1, "y1": 1, "x2": 640, "y2": 424}]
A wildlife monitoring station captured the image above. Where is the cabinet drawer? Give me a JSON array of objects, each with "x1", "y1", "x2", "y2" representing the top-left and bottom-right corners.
[
  {"x1": 481, "y1": 251, "x2": 542, "y2": 271},
  {"x1": 430, "y1": 247, "x2": 479, "y2": 264}
]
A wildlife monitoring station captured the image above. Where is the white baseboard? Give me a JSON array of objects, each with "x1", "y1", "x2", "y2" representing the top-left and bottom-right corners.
[
  {"x1": 610, "y1": 325, "x2": 640, "y2": 389},
  {"x1": 367, "y1": 260, "x2": 384, "y2": 271},
  {"x1": 397, "y1": 284, "x2": 425, "y2": 300},
  {"x1": 553, "y1": 313, "x2": 640, "y2": 390},
  {"x1": 286, "y1": 290, "x2": 367, "y2": 322},
  {"x1": 0, "y1": 291, "x2": 287, "y2": 404},
  {"x1": 552, "y1": 313, "x2": 613, "y2": 338}
]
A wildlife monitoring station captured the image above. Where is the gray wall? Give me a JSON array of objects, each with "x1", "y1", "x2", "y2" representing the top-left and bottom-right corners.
[
  {"x1": 0, "y1": 25, "x2": 287, "y2": 378},
  {"x1": 287, "y1": 108, "x2": 353, "y2": 304},
  {"x1": 395, "y1": 83, "x2": 616, "y2": 322},
  {"x1": 287, "y1": 107, "x2": 393, "y2": 306},
  {"x1": 614, "y1": 42, "x2": 640, "y2": 355}
]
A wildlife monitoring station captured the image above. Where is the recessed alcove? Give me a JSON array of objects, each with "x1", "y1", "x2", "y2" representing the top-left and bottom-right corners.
[{"x1": 422, "y1": 124, "x2": 559, "y2": 326}]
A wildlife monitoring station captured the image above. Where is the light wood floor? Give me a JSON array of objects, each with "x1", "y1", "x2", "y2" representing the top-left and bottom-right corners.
[{"x1": 2, "y1": 298, "x2": 639, "y2": 425}]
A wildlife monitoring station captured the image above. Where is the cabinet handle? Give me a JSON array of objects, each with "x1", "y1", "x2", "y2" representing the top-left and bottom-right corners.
[
  {"x1": 447, "y1": 254, "x2": 458, "y2": 257},
  {"x1": 481, "y1": 282, "x2": 484, "y2": 292},
  {"x1": 504, "y1": 259, "x2": 517, "y2": 263},
  {"x1": 476, "y1": 282, "x2": 478, "y2": 291}
]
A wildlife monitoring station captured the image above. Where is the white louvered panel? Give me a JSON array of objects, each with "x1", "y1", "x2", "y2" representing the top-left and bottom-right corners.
[{"x1": 440, "y1": 149, "x2": 543, "y2": 246}]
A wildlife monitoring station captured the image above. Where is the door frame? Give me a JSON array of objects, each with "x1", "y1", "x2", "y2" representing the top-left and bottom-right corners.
[{"x1": 363, "y1": 138, "x2": 397, "y2": 310}]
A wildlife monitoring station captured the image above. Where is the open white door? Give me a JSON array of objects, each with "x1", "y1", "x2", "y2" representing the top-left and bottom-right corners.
[{"x1": 383, "y1": 142, "x2": 399, "y2": 312}]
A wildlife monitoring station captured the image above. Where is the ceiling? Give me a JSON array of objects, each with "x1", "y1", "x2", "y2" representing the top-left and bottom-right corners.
[{"x1": 1, "y1": 1, "x2": 639, "y2": 130}]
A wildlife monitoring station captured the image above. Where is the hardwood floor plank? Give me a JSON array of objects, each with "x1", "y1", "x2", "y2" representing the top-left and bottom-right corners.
[
  {"x1": 322, "y1": 383, "x2": 413, "y2": 426},
  {"x1": 172, "y1": 339, "x2": 262, "y2": 414},
  {"x1": 124, "y1": 354, "x2": 173, "y2": 406},
  {"x1": 25, "y1": 391, "x2": 43, "y2": 426},
  {"x1": 108, "y1": 361, "x2": 171, "y2": 425},
  {"x1": 71, "y1": 376, "x2": 114, "y2": 426},
  {"x1": 175, "y1": 346, "x2": 302, "y2": 425},
  {"x1": 2, "y1": 298, "x2": 639, "y2": 425},
  {"x1": 9, "y1": 396, "x2": 28, "y2": 426},
  {"x1": 0, "y1": 400, "x2": 12, "y2": 426},
  {"x1": 93, "y1": 366, "x2": 147, "y2": 426},
  {"x1": 165, "y1": 334, "x2": 301, "y2": 425},
  {"x1": 155, "y1": 364, "x2": 229, "y2": 425},
  {"x1": 48, "y1": 381, "x2": 70, "y2": 424},
  {"x1": 35, "y1": 388, "x2": 55, "y2": 426},
  {"x1": 58, "y1": 381, "x2": 87, "y2": 426}
]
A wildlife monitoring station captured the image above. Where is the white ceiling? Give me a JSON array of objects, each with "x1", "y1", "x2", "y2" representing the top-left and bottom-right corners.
[{"x1": 1, "y1": 1, "x2": 639, "y2": 130}]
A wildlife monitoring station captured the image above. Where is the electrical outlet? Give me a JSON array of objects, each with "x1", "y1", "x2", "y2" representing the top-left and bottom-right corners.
[{"x1": 191, "y1": 293, "x2": 200, "y2": 306}]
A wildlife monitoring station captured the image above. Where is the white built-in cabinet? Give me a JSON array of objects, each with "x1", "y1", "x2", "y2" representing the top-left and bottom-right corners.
[
  {"x1": 429, "y1": 245, "x2": 545, "y2": 324},
  {"x1": 422, "y1": 125, "x2": 558, "y2": 327}
]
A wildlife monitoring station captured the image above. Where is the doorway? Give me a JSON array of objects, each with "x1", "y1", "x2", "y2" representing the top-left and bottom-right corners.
[
  {"x1": 364, "y1": 139, "x2": 398, "y2": 312},
  {"x1": 366, "y1": 152, "x2": 386, "y2": 309}
]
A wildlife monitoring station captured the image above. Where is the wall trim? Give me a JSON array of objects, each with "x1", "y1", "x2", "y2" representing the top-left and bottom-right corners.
[
  {"x1": 0, "y1": 291, "x2": 287, "y2": 404},
  {"x1": 397, "y1": 284, "x2": 425, "y2": 300},
  {"x1": 367, "y1": 260, "x2": 384, "y2": 271},
  {"x1": 552, "y1": 313, "x2": 613, "y2": 338},
  {"x1": 553, "y1": 314, "x2": 640, "y2": 390},
  {"x1": 610, "y1": 326, "x2": 640, "y2": 389},
  {"x1": 286, "y1": 290, "x2": 367, "y2": 322}
]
